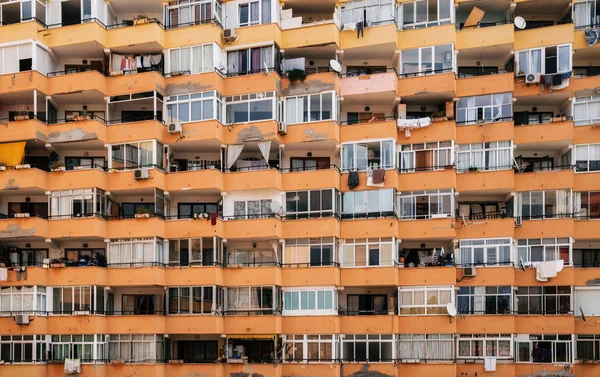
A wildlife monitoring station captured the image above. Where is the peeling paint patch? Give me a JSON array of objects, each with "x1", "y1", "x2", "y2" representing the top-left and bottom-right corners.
[
  {"x1": 413, "y1": 91, "x2": 434, "y2": 96},
  {"x1": 282, "y1": 80, "x2": 335, "y2": 97},
  {"x1": 574, "y1": 87, "x2": 600, "y2": 98},
  {"x1": 345, "y1": 365, "x2": 393, "y2": 377},
  {"x1": 517, "y1": 369, "x2": 575, "y2": 377},
  {"x1": 47, "y1": 129, "x2": 98, "y2": 143},
  {"x1": 586, "y1": 278, "x2": 600, "y2": 286},
  {"x1": 304, "y1": 129, "x2": 328, "y2": 141},
  {"x1": 35, "y1": 131, "x2": 48, "y2": 142},
  {"x1": 166, "y1": 82, "x2": 212, "y2": 96},
  {"x1": 236, "y1": 125, "x2": 275, "y2": 142},
  {"x1": 4, "y1": 179, "x2": 20, "y2": 190},
  {"x1": 0, "y1": 224, "x2": 36, "y2": 239}
]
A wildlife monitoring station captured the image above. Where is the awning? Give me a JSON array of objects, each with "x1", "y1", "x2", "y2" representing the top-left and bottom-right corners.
[
  {"x1": 0, "y1": 142, "x2": 26, "y2": 167},
  {"x1": 228, "y1": 335, "x2": 274, "y2": 340}
]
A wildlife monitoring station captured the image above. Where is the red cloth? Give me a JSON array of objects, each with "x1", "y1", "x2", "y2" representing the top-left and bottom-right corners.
[{"x1": 211, "y1": 212, "x2": 217, "y2": 225}]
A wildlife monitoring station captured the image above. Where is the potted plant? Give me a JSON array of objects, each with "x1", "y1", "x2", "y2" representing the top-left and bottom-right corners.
[
  {"x1": 73, "y1": 109, "x2": 89, "y2": 121},
  {"x1": 51, "y1": 161, "x2": 66, "y2": 172},
  {"x1": 50, "y1": 258, "x2": 65, "y2": 268},
  {"x1": 135, "y1": 207, "x2": 151, "y2": 218},
  {"x1": 431, "y1": 111, "x2": 447, "y2": 122},
  {"x1": 286, "y1": 69, "x2": 307, "y2": 84},
  {"x1": 14, "y1": 104, "x2": 30, "y2": 121},
  {"x1": 134, "y1": 15, "x2": 149, "y2": 25},
  {"x1": 0, "y1": 162, "x2": 6, "y2": 171}
]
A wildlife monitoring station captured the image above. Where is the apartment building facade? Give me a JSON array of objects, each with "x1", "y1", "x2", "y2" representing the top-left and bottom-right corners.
[{"x1": 0, "y1": 0, "x2": 599, "y2": 377}]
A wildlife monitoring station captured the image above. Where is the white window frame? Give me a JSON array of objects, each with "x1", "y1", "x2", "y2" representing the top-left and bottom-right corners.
[
  {"x1": 399, "y1": 0, "x2": 454, "y2": 30},
  {"x1": 456, "y1": 286, "x2": 512, "y2": 315},
  {"x1": 572, "y1": 0, "x2": 596, "y2": 29},
  {"x1": 341, "y1": 139, "x2": 396, "y2": 171},
  {"x1": 516, "y1": 238, "x2": 572, "y2": 266},
  {"x1": 107, "y1": 237, "x2": 166, "y2": 267},
  {"x1": 167, "y1": 286, "x2": 217, "y2": 315},
  {"x1": 457, "y1": 334, "x2": 512, "y2": 359},
  {"x1": 458, "y1": 238, "x2": 512, "y2": 266},
  {"x1": 224, "y1": 91, "x2": 278, "y2": 124},
  {"x1": 399, "y1": 286, "x2": 455, "y2": 315},
  {"x1": 573, "y1": 96, "x2": 600, "y2": 126},
  {"x1": 516, "y1": 44, "x2": 572, "y2": 76},
  {"x1": 340, "y1": 0, "x2": 396, "y2": 26},
  {"x1": 456, "y1": 92, "x2": 513, "y2": 125},
  {"x1": 166, "y1": 43, "x2": 215, "y2": 74},
  {"x1": 341, "y1": 189, "x2": 396, "y2": 218},
  {"x1": 284, "y1": 91, "x2": 337, "y2": 124},
  {"x1": 108, "y1": 140, "x2": 163, "y2": 170},
  {"x1": 49, "y1": 334, "x2": 107, "y2": 363},
  {"x1": 397, "y1": 189, "x2": 454, "y2": 220},
  {"x1": 48, "y1": 188, "x2": 107, "y2": 219},
  {"x1": 285, "y1": 189, "x2": 336, "y2": 219},
  {"x1": 165, "y1": 90, "x2": 223, "y2": 124},
  {"x1": 224, "y1": 286, "x2": 277, "y2": 312},
  {"x1": 0, "y1": 335, "x2": 47, "y2": 364},
  {"x1": 0, "y1": 286, "x2": 45, "y2": 316},
  {"x1": 397, "y1": 334, "x2": 454, "y2": 361},
  {"x1": 283, "y1": 237, "x2": 337, "y2": 266},
  {"x1": 165, "y1": 0, "x2": 221, "y2": 28},
  {"x1": 283, "y1": 334, "x2": 336, "y2": 362},
  {"x1": 573, "y1": 143, "x2": 600, "y2": 172},
  {"x1": 576, "y1": 334, "x2": 600, "y2": 361},
  {"x1": 400, "y1": 43, "x2": 455, "y2": 76},
  {"x1": 108, "y1": 334, "x2": 164, "y2": 363},
  {"x1": 340, "y1": 237, "x2": 397, "y2": 268},
  {"x1": 515, "y1": 334, "x2": 573, "y2": 364},
  {"x1": 282, "y1": 287, "x2": 337, "y2": 316},
  {"x1": 399, "y1": 141, "x2": 453, "y2": 172},
  {"x1": 456, "y1": 141, "x2": 513, "y2": 172},
  {"x1": 516, "y1": 190, "x2": 572, "y2": 220}
]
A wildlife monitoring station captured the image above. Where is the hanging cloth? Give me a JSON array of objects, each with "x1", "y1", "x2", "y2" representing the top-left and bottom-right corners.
[
  {"x1": 0, "y1": 142, "x2": 26, "y2": 166},
  {"x1": 150, "y1": 54, "x2": 162, "y2": 65},
  {"x1": 257, "y1": 140, "x2": 272, "y2": 166},
  {"x1": 142, "y1": 55, "x2": 152, "y2": 68},
  {"x1": 136, "y1": 56, "x2": 143, "y2": 69},
  {"x1": 226, "y1": 145, "x2": 245, "y2": 169},
  {"x1": 112, "y1": 54, "x2": 124, "y2": 73}
]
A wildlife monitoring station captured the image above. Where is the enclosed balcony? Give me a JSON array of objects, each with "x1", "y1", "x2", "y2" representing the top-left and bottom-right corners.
[{"x1": 456, "y1": 0, "x2": 514, "y2": 49}]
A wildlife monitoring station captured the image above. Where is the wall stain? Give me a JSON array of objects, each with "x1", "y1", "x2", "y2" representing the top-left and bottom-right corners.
[
  {"x1": 586, "y1": 278, "x2": 600, "y2": 286},
  {"x1": 282, "y1": 79, "x2": 335, "y2": 97},
  {"x1": 574, "y1": 87, "x2": 600, "y2": 97},
  {"x1": 35, "y1": 131, "x2": 48, "y2": 142},
  {"x1": 47, "y1": 129, "x2": 98, "y2": 143},
  {"x1": 4, "y1": 179, "x2": 20, "y2": 190},
  {"x1": 517, "y1": 369, "x2": 575, "y2": 377},
  {"x1": 304, "y1": 129, "x2": 328, "y2": 141},
  {"x1": 344, "y1": 365, "x2": 393, "y2": 377},
  {"x1": 236, "y1": 126, "x2": 275, "y2": 142},
  {"x1": 0, "y1": 224, "x2": 36, "y2": 238},
  {"x1": 166, "y1": 82, "x2": 212, "y2": 96}
]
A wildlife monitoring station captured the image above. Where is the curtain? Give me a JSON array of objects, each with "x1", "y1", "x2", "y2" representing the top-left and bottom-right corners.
[
  {"x1": 474, "y1": 287, "x2": 485, "y2": 313},
  {"x1": 557, "y1": 190, "x2": 569, "y2": 215},
  {"x1": 262, "y1": 46, "x2": 273, "y2": 69},
  {"x1": 531, "y1": 49, "x2": 542, "y2": 74},
  {"x1": 251, "y1": 48, "x2": 261, "y2": 72},
  {"x1": 401, "y1": 151, "x2": 415, "y2": 171},
  {"x1": 227, "y1": 51, "x2": 237, "y2": 74},
  {"x1": 261, "y1": 0, "x2": 271, "y2": 23},
  {"x1": 342, "y1": 244, "x2": 355, "y2": 267},
  {"x1": 192, "y1": 46, "x2": 203, "y2": 74},
  {"x1": 257, "y1": 140, "x2": 272, "y2": 164},
  {"x1": 226, "y1": 144, "x2": 244, "y2": 169},
  {"x1": 558, "y1": 45, "x2": 570, "y2": 72},
  {"x1": 286, "y1": 97, "x2": 297, "y2": 124},
  {"x1": 202, "y1": 44, "x2": 213, "y2": 72},
  {"x1": 251, "y1": 2, "x2": 259, "y2": 23},
  {"x1": 0, "y1": 141, "x2": 26, "y2": 166}
]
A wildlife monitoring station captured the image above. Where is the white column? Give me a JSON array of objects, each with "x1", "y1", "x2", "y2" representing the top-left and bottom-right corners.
[{"x1": 33, "y1": 89, "x2": 38, "y2": 116}]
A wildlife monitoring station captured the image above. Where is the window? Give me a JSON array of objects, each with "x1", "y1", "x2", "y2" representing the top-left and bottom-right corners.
[
  {"x1": 515, "y1": 286, "x2": 571, "y2": 315},
  {"x1": 573, "y1": 248, "x2": 600, "y2": 268},
  {"x1": 51, "y1": 286, "x2": 93, "y2": 314},
  {"x1": 340, "y1": 238, "x2": 395, "y2": 267},
  {"x1": 517, "y1": 238, "x2": 571, "y2": 265},
  {"x1": 286, "y1": 189, "x2": 335, "y2": 219},
  {"x1": 576, "y1": 335, "x2": 600, "y2": 361},
  {"x1": 456, "y1": 93, "x2": 513, "y2": 125},
  {"x1": 227, "y1": 45, "x2": 278, "y2": 75},
  {"x1": 109, "y1": 140, "x2": 164, "y2": 170},
  {"x1": 283, "y1": 238, "x2": 336, "y2": 267},
  {"x1": 399, "y1": 141, "x2": 453, "y2": 172},
  {"x1": 573, "y1": 96, "x2": 600, "y2": 126},
  {"x1": 48, "y1": 188, "x2": 107, "y2": 219},
  {"x1": 238, "y1": 0, "x2": 271, "y2": 27},
  {"x1": 284, "y1": 335, "x2": 335, "y2": 362},
  {"x1": 457, "y1": 334, "x2": 512, "y2": 359},
  {"x1": 50, "y1": 335, "x2": 107, "y2": 362},
  {"x1": 232, "y1": 199, "x2": 273, "y2": 219},
  {"x1": 0, "y1": 286, "x2": 45, "y2": 315},
  {"x1": 516, "y1": 44, "x2": 572, "y2": 76},
  {"x1": 342, "y1": 139, "x2": 395, "y2": 171},
  {"x1": 284, "y1": 91, "x2": 337, "y2": 124},
  {"x1": 167, "y1": 44, "x2": 214, "y2": 74},
  {"x1": 108, "y1": 334, "x2": 164, "y2": 363},
  {"x1": 456, "y1": 141, "x2": 513, "y2": 172},
  {"x1": 0, "y1": 335, "x2": 46, "y2": 363},
  {"x1": 283, "y1": 288, "x2": 336, "y2": 315},
  {"x1": 458, "y1": 238, "x2": 512, "y2": 266},
  {"x1": 166, "y1": 0, "x2": 221, "y2": 28},
  {"x1": 340, "y1": 0, "x2": 395, "y2": 26},
  {"x1": 400, "y1": 0, "x2": 453, "y2": 29},
  {"x1": 168, "y1": 237, "x2": 220, "y2": 267},
  {"x1": 573, "y1": 0, "x2": 596, "y2": 28},
  {"x1": 107, "y1": 238, "x2": 167, "y2": 267},
  {"x1": 399, "y1": 286, "x2": 454, "y2": 315},
  {"x1": 341, "y1": 334, "x2": 394, "y2": 362},
  {"x1": 398, "y1": 334, "x2": 453, "y2": 360},
  {"x1": 573, "y1": 143, "x2": 600, "y2": 172},
  {"x1": 575, "y1": 288, "x2": 600, "y2": 317},
  {"x1": 166, "y1": 90, "x2": 222, "y2": 124},
  {"x1": 517, "y1": 190, "x2": 571, "y2": 220},
  {"x1": 400, "y1": 44, "x2": 454, "y2": 76},
  {"x1": 342, "y1": 189, "x2": 395, "y2": 218},
  {"x1": 516, "y1": 334, "x2": 572, "y2": 363},
  {"x1": 168, "y1": 286, "x2": 218, "y2": 315},
  {"x1": 227, "y1": 247, "x2": 277, "y2": 267},
  {"x1": 397, "y1": 189, "x2": 453, "y2": 219},
  {"x1": 457, "y1": 286, "x2": 511, "y2": 314},
  {"x1": 177, "y1": 203, "x2": 218, "y2": 220},
  {"x1": 225, "y1": 91, "x2": 278, "y2": 123},
  {"x1": 224, "y1": 286, "x2": 278, "y2": 313}
]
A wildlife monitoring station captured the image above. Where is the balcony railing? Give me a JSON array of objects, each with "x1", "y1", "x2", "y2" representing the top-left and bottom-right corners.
[
  {"x1": 398, "y1": 165, "x2": 454, "y2": 173},
  {"x1": 339, "y1": 308, "x2": 389, "y2": 316},
  {"x1": 398, "y1": 67, "x2": 454, "y2": 78},
  {"x1": 339, "y1": 115, "x2": 397, "y2": 126},
  {"x1": 221, "y1": 309, "x2": 280, "y2": 316},
  {"x1": 456, "y1": 69, "x2": 510, "y2": 79},
  {"x1": 456, "y1": 116, "x2": 513, "y2": 126}
]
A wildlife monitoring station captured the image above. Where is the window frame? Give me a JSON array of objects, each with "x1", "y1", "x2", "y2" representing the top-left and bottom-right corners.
[
  {"x1": 457, "y1": 334, "x2": 513, "y2": 359},
  {"x1": 397, "y1": 334, "x2": 454, "y2": 361},
  {"x1": 224, "y1": 91, "x2": 279, "y2": 124},
  {"x1": 285, "y1": 189, "x2": 336, "y2": 219},
  {"x1": 282, "y1": 287, "x2": 337, "y2": 316},
  {"x1": 397, "y1": 189, "x2": 454, "y2": 220},
  {"x1": 456, "y1": 141, "x2": 513, "y2": 172},
  {"x1": 516, "y1": 238, "x2": 571, "y2": 266},
  {"x1": 340, "y1": 237, "x2": 397, "y2": 268},
  {"x1": 400, "y1": 43, "x2": 455, "y2": 76},
  {"x1": 515, "y1": 334, "x2": 573, "y2": 364},
  {"x1": 341, "y1": 139, "x2": 396, "y2": 171},
  {"x1": 456, "y1": 286, "x2": 512, "y2": 315},
  {"x1": 516, "y1": 190, "x2": 572, "y2": 220},
  {"x1": 399, "y1": 141, "x2": 453, "y2": 172},
  {"x1": 284, "y1": 91, "x2": 337, "y2": 125},
  {"x1": 515, "y1": 286, "x2": 572, "y2": 315},
  {"x1": 341, "y1": 334, "x2": 395, "y2": 362},
  {"x1": 399, "y1": 286, "x2": 455, "y2": 315},
  {"x1": 516, "y1": 44, "x2": 572, "y2": 76},
  {"x1": 399, "y1": 0, "x2": 454, "y2": 30},
  {"x1": 458, "y1": 238, "x2": 512, "y2": 266},
  {"x1": 283, "y1": 334, "x2": 336, "y2": 362},
  {"x1": 341, "y1": 189, "x2": 396, "y2": 218}
]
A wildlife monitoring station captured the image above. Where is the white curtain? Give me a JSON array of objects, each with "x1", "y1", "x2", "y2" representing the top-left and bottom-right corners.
[
  {"x1": 192, "y1": 46, "x2": 203, "y2": 74},
  {"x1": 557, "y1": 190, "x2": 569, "y2": 215},
  {"x1": 226, "y1": 144, "x2": 244, "y2": 169},
  {"x1": 202, "y1": 44, "x2": 213, "y2": 72},
  {"x1": 258, "y1": 140, "x2": 272, "y2": 164},
  {"x1": 474, "y1": 287, "x2": 485, "y2": 313},
  {"x1": 169, "y1": 50, "x2": 180, "y2": 73},
  {"x1": 181, "y1": 47, "x2": 191, "y2": 73},
  {"x1": 531, "y1": 49, "x2": 542, "y2": 74}
]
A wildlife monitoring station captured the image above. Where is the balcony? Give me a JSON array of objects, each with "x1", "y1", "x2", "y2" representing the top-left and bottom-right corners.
[
  {"x1": 340, "y1": 218, "x2": 397, "y2": 239},
  {"x1": 0, "y1": 118, "x2": 47, "y2": 143},
  {"x1": 340, "y1": 70, "x2": 398, "y2": 97},
  {"x1": 341, "y1": 170, "x2": 398, "y2": 191},
  {"x1": 515, "y1": 169, "x2": 574, "y2": 191},
  {"x1": 224, "y1": 168, "x2": 281, "y2": 191},
  {"x1": 575, "y1": 219, "x2": 600, "y2": 240},
  {"x1": 282, "y1": 21, "x2": 340, "y2": 49},
  {"x1": 340, "y1": 23, "x2": 398, "y2": 50},
  {"x1": 514, "y1": 120, "x2": 574, "y2": 145},
  {"x1": 222, "y1": 313, "x2": 282, "y2": 334},
  {"x1": 282, "y1": 217, "x2": 340, "y2": 239},
  {"x1": 456, "y1": 23, "x2": 514, "y2": 50},
  {"x1": 515, "y1": 217, "x2": 575, "y2": 239},
  {"x1": 456, "y1": 266, "x2": 515, "y2": 286},
  {"x1": 222, "y1": 267, "x2": 281, "y2": 286},
  {"x1": 283, "y1": 120, "x2": 340, "y2": 144},
  {"x1": 575, "y1": 171, "x2": 600, "y2": 192},
  {"x1": 514, "y1": 23, "x2": 574, "y2": 50},
  {"x1": 514, "y1": 315, "x2": 575, "y2": 334},
  {"x1": 340, "y1": 267, "x2": 398, "y2": 286},
  {"x1": 397, "y1": 71, "x2": 455, "y2": 99},
  {"x1": 456, "y1": 120, "x2": 515, "y2": 144},
  {"x1": 399, "y1": 266, "x2": 456, "y2": 286},
  {"x1": 398, "y1": 218, "x2": 456, "y2": 240},
  {"x1": 455, "y1": 72, "x2": 514, "y2": 97},
  {"x1": 457, "y1": 315, "x2": 515, "y2": 334},
  {"x1": 222, "y1": 217, "x2": 282, "y2": 239},
  {"x1": 397, "y1": 169, "x2": 457, "y2": 191},
  {"x1": 282, "y1": 167, "x2": 341, "y2": 191},
  {"x1": 341, "y1": 118, "x2": 397, "y2": 142},
  {"x1": 398, "y1": 24, "x2": 456, "y2": 50},
  {"x1": 456, "y1": 218, "x2": 515, "y2": 239},
  {"x1": 282, "y1": 315, "x2": 338, "y2": 334},
  {"x1": 340, "y1": 315, "x2": 395, "y2": 334},
  {"x1": 514, "y1": 265, "x2": 575, "y2": 286},
  {"x1": 397, "y1": 315, "x2": 456, "y2": 334},
  {"x1": 281, "y1": 265, "x2": 340, "y2": 287},
  {"x1": 456, "y1": 169, "x2": 515, "y2": 192}
]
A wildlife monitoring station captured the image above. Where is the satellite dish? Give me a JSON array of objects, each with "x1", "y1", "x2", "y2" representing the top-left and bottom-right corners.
[
  {"x1": 580, "y1": 307, "x2": 587, "y2": 322},
  {"x1": 514, "y1": 16, "x2": 526, "y2": 30},
  {"x1": 329, "y1": 59, "x2": 342, "y2": 73},
  {"x1": 446, "y1": 303, "x2": 457, "y2": 317},
  {"x1": 270, "y1": 201, "x2": 281, "y2": 214}
]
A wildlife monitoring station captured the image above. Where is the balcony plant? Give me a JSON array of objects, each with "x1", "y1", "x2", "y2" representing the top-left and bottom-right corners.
[
  {"x1": 50, "y1": 258, "x2": 66, "y2": 268},
  {"x1": 134, "y1": 15, "x2": 150, "y2": 25},
  {"x1": 135, "y1": 207, "x2": 152, "y2": 218},
  {"x1": 14, "y1": 104, "x2": 30, "y2": 121},
  {"x1": 286, "y1": 69, "x2": 307, "y2": 84},
  {"x1": 73, "y1": 109, "x2": 89, "y2": 121},
  {"x1": 51, "y1": 161, "x2": 65, "y2": 172},
  {"x1": 431, "y1": 111, "x2": 447, "y2": 122}
]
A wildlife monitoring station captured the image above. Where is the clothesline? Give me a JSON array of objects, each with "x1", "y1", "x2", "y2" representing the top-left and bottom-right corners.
[{"x1": 111, "y1": 53, "x2": 162, "y2": 74}]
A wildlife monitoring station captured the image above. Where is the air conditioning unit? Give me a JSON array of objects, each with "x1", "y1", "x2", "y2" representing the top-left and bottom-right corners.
[
  {"x1": 73, "y1": 311, "x2": 90, "y2": 316},
  {"x1": 431, "y1": 213, "x2": 450, "y2": 219},
  {"x1": 525, "y1": 73, "x2": 541, "y2": 84},
  {"x1": 278, "y1": 122, "x2": 287, "y2": 135},
  {"x1": 14, "y1": 314, "x2": 30, "y2": 325},
  {"x1": 514, "y1": 215, "x2": 522, "y2": 227},
  {"x1": 223, "y1": 29, "x2": 238, "y2": 43},
  {"x1": 463, "y1": 266, "x2": 477, "y2": 277},
  {"x1": 134, "y1": 168, "x2": 150, "y2": 180},
  {"x1": 168, "y1": 123, "x2": 182, "y2": 134},
  {"x1": 14, "y1": 213, "x2": 30, "y2": 218}
]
